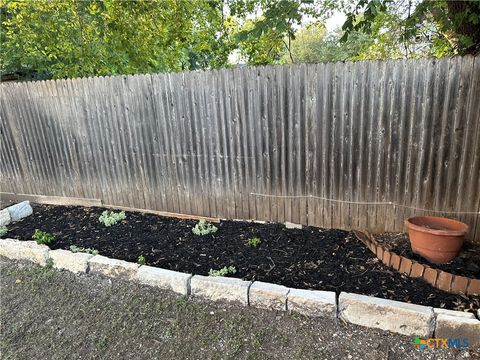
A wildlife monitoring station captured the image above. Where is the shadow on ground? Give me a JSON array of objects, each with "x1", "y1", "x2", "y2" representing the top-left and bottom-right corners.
[{"x1": 0, "y1": 258, "x2": 477, "y2": 360}]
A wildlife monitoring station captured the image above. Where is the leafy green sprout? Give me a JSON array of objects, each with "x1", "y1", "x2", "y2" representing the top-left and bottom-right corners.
[
  {"x1": 98, "y1": 210, "x2": 126, "y2": 227},
  {"x1": 137, "y1": 255, "x2": 146, "y2": 265},
  {"x1": 32, "y1": 229, "x2": 55, "y2": 245},
  {"x1": 192, "y1": 219, "x2": 218, "y2": 236},
  {"x1": 246, "y1": 237, "x2": 261, "y2": 248},
  {"x1": 70, "y1": 245, "x2": 98, "y2": 255},
  {"x1": 208, "y1": 266, "x2": 236, "y2": 277},
  {"x1": 0, "y1": 226, "x2": 8, "y2": 237}
]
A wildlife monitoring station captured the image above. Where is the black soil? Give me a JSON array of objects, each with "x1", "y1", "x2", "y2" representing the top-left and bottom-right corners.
[
  {"x1": 3, "y1": 204, "x2": 480, "y2": 313},
  {"x1": 375, "y1": 232, "x2": 480, "y2": 279}
]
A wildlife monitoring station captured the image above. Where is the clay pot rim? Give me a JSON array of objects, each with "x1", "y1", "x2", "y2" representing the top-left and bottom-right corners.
[{"x1": 405, "y1": 216, "x2": 468, "y2": 237}]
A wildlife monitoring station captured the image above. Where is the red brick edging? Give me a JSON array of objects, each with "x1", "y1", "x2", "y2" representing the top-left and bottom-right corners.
[{"x1": 353, "y1": 230, "x2": 480, "y2": 296}]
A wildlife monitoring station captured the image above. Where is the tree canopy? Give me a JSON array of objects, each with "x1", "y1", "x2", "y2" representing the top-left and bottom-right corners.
[
  {"x1": 1, "y1": 0, "x2": 220, "y2": 78},
  {"x1": 0, "y1": 0, "x2": 325, "y2": 78},
  {"x1": 341, "y1": 0, "x2": 480, "y2": 57},
  {"x1": 1, "y1": 0, "x2": 479, "y2": 80}
]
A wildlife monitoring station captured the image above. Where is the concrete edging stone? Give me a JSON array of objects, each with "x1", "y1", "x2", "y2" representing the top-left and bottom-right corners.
[
  {"x1": 287, "y1": 288, "x2": 336, "y2": 318},
  {"x1": 49, "y1": 249, "x2": 94, "y2": 274},
  {"x1": 88, "y1": 255, "x2": 140, "y2": 281},
  {"x1": 137, "y1": 265, "x2": 192, "y2": 296},
  {"x1": 0, "y1": 238, "x2": 49, "y2": 266},
  {"x1": 338, "y1": 292, "x2": 435, "y2": 337},
  {"x1": 190, "y1": 275, "x2": 251, "y2": 304},
  {"x1": 249, "y1": 281, "x2": 290, "y2": 311}
]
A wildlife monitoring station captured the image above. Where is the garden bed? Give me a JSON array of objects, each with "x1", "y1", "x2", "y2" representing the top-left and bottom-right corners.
[{"x1": 2, "y1": 203, "x2": 479, "y2": 314}]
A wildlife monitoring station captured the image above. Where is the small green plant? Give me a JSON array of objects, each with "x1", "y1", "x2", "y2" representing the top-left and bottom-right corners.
[
  {"x1": 98, "y1": 210, "x2": 126, "y2": 227},
  {"x1": 137, "y1": 255, "x2": 146, "y2": 265},
  {"x1": 0, "y1": 226, "x2": 8, "y2": 236},
  {"x1": 45, "y1": 258, "x2": 54, "y2": 269},
  {"x1": 94, "y1": 336, "x2": 108, "y2": 352},
  {"x1": 32, "y1": 229, "x2": 55, "y2": 245},
  {"x1": 192, "y1": 219, "x2": 218, "y2": 236},
  {"x1": 70, "y1": 245, "x2": 98, "y2": 255},
  {"x1": 246, "y1": 237, "x2": 261, "y2": 248},
  {"x1": 208, "y1": 265, "x2": 236, "y2": 277},
  {"x1": 176, "y1": 295, "x2": 188, "y2": 307}
]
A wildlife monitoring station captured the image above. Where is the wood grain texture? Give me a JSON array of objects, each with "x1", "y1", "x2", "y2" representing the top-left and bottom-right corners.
[{"x1": 1, "y1": 58, "x2": 479, "y2": 243}]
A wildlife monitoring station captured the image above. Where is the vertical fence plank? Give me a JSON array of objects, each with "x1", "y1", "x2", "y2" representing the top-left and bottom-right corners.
[
  {"x1": 321, "y1": 62, "x2": 333, "y2": 229},
  {"x1": 461, "y1": 56, "x2": 480, "y2": 240},
  {"x1": 276, "y1": 66, "x2": 287, "y2": 223},
  {"x1": 305, "y1": 64, "x2": 317, "y2": 227}
]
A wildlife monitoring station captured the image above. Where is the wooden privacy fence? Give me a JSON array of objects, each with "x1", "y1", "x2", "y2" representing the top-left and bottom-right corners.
[{"x1": 1, "y1": 56, "x2": 480, "y2": 243}]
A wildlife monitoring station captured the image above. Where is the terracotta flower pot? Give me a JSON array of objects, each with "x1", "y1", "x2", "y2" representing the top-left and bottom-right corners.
[{"x1": 405, "y1": 216, "x2": 468, "y2": 264}]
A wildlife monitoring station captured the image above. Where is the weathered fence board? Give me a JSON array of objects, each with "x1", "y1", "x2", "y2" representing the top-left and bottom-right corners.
[{"x1": 1, "y1": 57, "x2": 479, "y2": 243}]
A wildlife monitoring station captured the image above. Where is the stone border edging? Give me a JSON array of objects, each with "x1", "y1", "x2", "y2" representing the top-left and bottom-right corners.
[
  {"x1": 0, "y1": 201, "x2": 33, "y2": 226},
  {"x1": 353, "y1": 230, "x2": 480, "y2": 296},
  {"x1": 0, "y1": 238, "x2": 478, "y2": 342}
]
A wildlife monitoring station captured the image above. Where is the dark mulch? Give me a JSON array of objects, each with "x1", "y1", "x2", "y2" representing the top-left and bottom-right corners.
[
  {"x1": 3, "y1": 204, "x2": 480, "y2": 313},
  {"x1": 375, "y1": 232, "x2": 480, "y2": 279}
]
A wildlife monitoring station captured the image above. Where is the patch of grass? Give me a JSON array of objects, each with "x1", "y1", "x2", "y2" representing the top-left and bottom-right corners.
[
  {"x1": 192, "y1": 219, "x2": 218, "y2": 236},
  {"x1": 11, "y1": 263, "x2": 57, "y2": 283},
  {"x1": 176, "y1": 296, "x2": 188, "y2": 306},
  {"x1": 70, "y1": 245, "x2": 98, "y2": 255},
  {"x1": 208, "y1": 265, "x2": 236, "y2": 277},
  {"x1": 94, "y1": 336, "x2": 108, "y2": 352},
  {"x1": 278, "y1": 332, "x2": 291, "y2": 347},
  {"x1": 229, "y1": 337, "x2": 243, "y2": 356},
  {"x1": 252, "y1": 327, "x2": 269, "y2": 348},
  {"x1": 0, "y1": 226, "x2": 8, "y2": 237},
  {"x1": 246, "y1": 237, "x2": 261, "y2": 248},
  {"x1": 223, "y1": 319, "x2": 236, "y2": 331},
  {"x1": 32, "y1": 229, "x2": 55, "y2": 245},
  {"x1": 137, "y1": 255, "x2": 146, "y2": 265},
  {"x1": 45, "y1": 258, "x2": 54, "y2": 269},
  {"x1": 98, "y1": 210, "x2": 126, "y2": 227}
]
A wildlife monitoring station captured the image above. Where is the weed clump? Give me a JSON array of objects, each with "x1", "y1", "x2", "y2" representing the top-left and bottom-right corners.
[
  {"x1": 192, "y1": 219, "x2": 218, "y2": 236},
  {"x1": 99, "y1": 210, "x2": 126, "y2": 227},
  {"x1": 32, "y1": 229, "x2": 55, "y2": 245},
  {"x1": 208, "y1": 266, "x2": 236, "y2": 277}
]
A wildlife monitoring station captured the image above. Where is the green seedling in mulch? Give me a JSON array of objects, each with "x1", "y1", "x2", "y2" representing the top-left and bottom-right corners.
[
  {"x1": 137, "y1": 255, "x2": 146, "y2": 265},
  {"x1": 192, "y1": 219, "x2": 218, "y2": 236},
  {"x1": 208, "y1": 265, "x2": 236, "y2": 277},
  {"x1": 0, "y1": 226, "x2": 8, "y2": 237},
  {"x1": 70, "y1": 245, "x2": 98, "y2": 255},
  {"x1": 99, "y1": 210, "x2": 126, "y2": 227},
  {"x1": 32, "y1": 229, "x2": 55, "y2": 245},
  {"x1": 246, "y1": 237, "x2": 261, "y2": 248}
]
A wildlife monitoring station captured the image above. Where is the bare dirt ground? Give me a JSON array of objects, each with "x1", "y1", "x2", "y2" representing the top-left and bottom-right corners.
[{"x1": 0, "y1": 258, "x2": 478, "y2": 360}]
